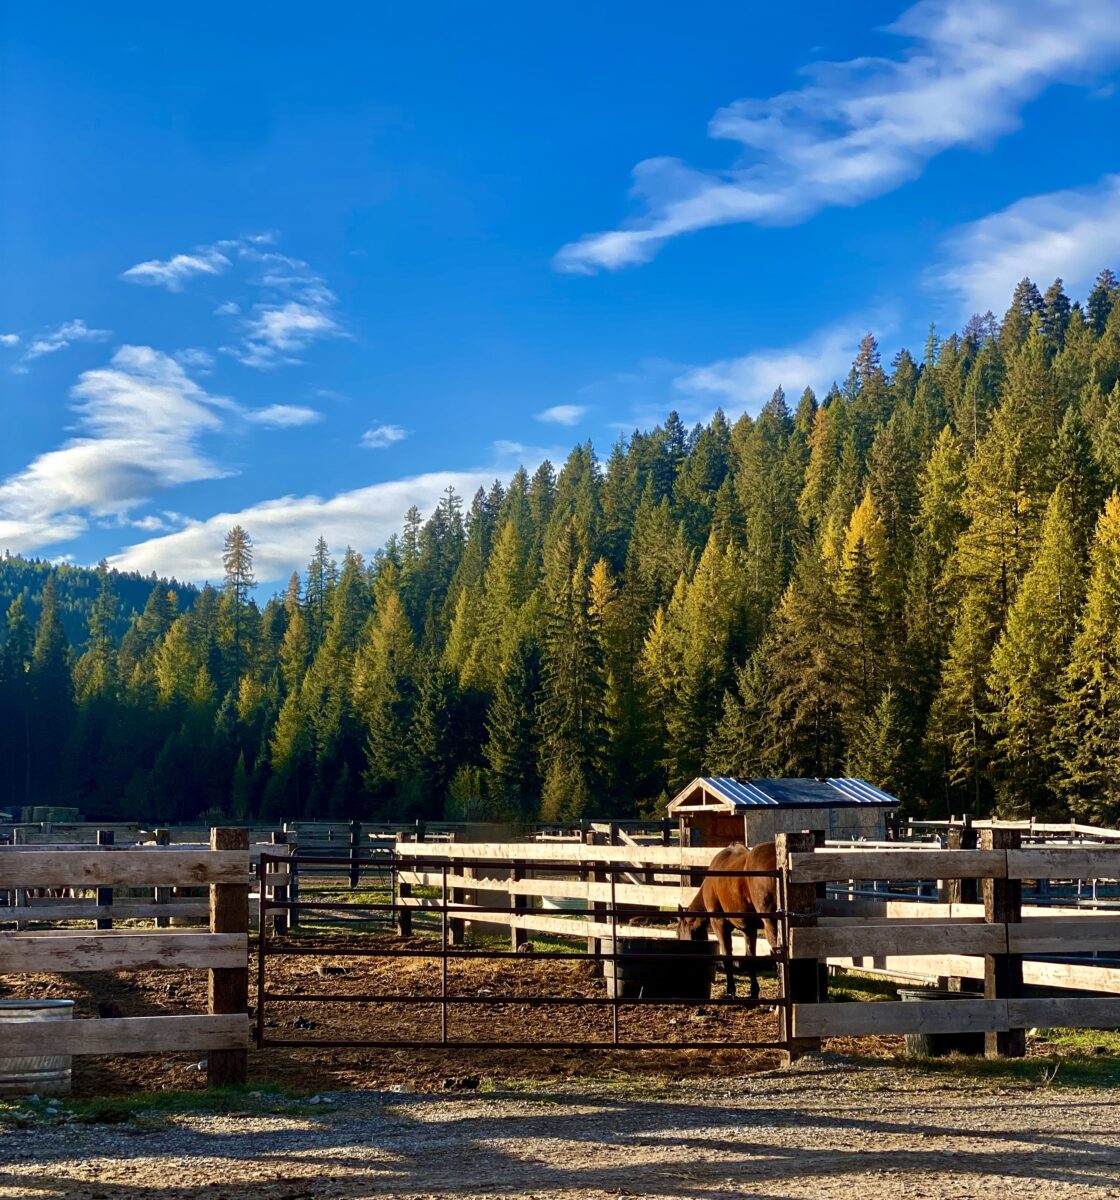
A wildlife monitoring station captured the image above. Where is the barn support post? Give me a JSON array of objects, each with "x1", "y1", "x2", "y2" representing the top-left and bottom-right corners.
[
  {"x1": 776, "y1": 830, "x2": 821, "y2": 1067},
  {"x1": 154, "y1": 828, "x2": 171, "y2": 928},
  {"x1": 982, "y1": 826, "x2": 1024, "y2": 1058},
  {"x1": 96, "y1": 829, "x2": 114, "y2": 930},
  {"x1": 270, "y1": 829, "x2": 288, "y2": 936},
  {"x1": 208, "y1": 826, "x2": 249, "y2": 1086}
]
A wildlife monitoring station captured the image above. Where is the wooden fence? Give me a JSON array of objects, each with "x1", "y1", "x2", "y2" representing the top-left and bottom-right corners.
[
  {"x1": 0, "y1": 838, "x2": 291, "y2": 932},
  {"x1": 782, "y1": 832, "x2": 1120, "y2": 1055},
  {"x1": 0, "y1": 828, "x2": 251, "y2": 1084}
]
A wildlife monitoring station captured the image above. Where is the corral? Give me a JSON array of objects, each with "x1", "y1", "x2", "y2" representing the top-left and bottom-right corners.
[{"x1": 4, "y1": 821, "x2": 1120, "y2": 1092}]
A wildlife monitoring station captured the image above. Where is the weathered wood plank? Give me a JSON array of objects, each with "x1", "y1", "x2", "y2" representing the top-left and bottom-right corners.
[
  {"x1": 0, "y1": 850, "x2": 250, "y2": 888},
  {"x1": 393, "y1": 842, "x2": 715, "y2": 867},
  {"x1": 396, "y1": 870, "x2": 688, "y2": 908},
  {"x1": 789, "y1": 850, "x2": 1006, "y2": 883},
  {"x1": 0, "y1": 1013, "x2": 250, "y2": 1057},
  {"x1": 0, "y1": 900, "x2": 211, "y2": 922},
  {"x1": 1008, "y1": 848, "x2": 1120, "y2": 881},
  {"x1": 0, "y1": 932, "x2": 246, "y2": 973},
  {"x1": 1008, "y1": 918, "x2": 1120, "y2": 954},
  {"x1": 793, "y1": 998, "x2": 1008, "y2": 1038},
  {"x1": 790, "y1": 922, "x2": 1006, "y2": 960},
  {"x1": 1008, "y1": 997, "x2": 1120, "y2": 1029}
]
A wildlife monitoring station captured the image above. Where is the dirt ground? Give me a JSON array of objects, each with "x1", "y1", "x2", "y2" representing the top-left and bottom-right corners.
[
  {"x1": 2, "y1": 932, "x2": 898, "y2": 1094},
  {"x1": 3, "y1": 1060, "x2": 1120, "y2": 1198}
]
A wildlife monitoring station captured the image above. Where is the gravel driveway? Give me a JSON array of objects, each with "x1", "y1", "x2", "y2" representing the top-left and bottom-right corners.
[{"x1": 2, "y1": 1058, "x2": 1118, "y2": 1199}]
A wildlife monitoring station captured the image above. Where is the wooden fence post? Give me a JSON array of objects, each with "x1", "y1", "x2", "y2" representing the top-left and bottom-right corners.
[
  {"x1": 510, "y1": 864, "x2": 527, "y2": 951},
  {"x1": 270, "y1": 829, "x2": 288, "y2": 936},
  {"x1": 776, "y1": 830, "x2": 821, "y2": 1066},
  {"x1": 349, "y1": 819, "x2": 361, "y2": 889},
  {"x1": 586, "y1": 828, "x2": 606, "y2": 974},
  {"x1": 982, "y1": 826, "x2": 1024, "y2": 1058},
  {"x1": 96, "y1": 829, "x2": 114, "y2": 930},
  {"x1": 811, "y1": 829, "x2": 829, "y2": 1003},
  {"x1": 154, "y1": 828, "x2": 170, "y2": 928},
  {"x1": 947, "y1": 818, "x2": 979, "y2": 905},
  {"x1": 208, "y1": 827, "x2": 249, "y2": 1087}
]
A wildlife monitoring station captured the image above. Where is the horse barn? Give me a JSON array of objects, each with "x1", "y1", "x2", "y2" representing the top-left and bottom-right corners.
[{"x1": 667, "y1": 776, "x2": 900, "y2": 846}]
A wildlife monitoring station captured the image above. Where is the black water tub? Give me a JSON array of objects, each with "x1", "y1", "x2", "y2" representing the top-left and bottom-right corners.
[
  {"x1": 602, "y1": 937, "x2": 717, "y2": 1000},
  {"x1": 898, "y1": 987, "x2": 985, "y2": 1057}
]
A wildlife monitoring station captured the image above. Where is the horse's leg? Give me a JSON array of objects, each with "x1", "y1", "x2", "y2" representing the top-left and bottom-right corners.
[
  {"x1": 716, "y1": 919, "x2": 735, "y2": 997},
  {"x1": 746, "y1": 924, "x2": 759, "y2": 1001}
]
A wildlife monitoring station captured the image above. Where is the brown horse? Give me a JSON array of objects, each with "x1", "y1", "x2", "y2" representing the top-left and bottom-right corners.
[{"x1": 677, "y1": 842, "x2": 778, "y2": 999}]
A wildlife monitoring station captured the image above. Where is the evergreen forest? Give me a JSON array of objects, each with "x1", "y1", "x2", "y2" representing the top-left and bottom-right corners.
[{"x1": 4, "y1": 272, "x2": 1120, "y2": 828}]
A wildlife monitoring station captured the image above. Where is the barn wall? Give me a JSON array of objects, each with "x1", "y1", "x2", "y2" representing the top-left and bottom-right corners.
[{"x1": 681, "y1": 812, "x2": 747, "y2": 847}]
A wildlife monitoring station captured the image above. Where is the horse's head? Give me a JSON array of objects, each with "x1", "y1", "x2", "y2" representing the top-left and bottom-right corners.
[{"x1": 676, "y1": 906, "x2": 707, "y2": 941}]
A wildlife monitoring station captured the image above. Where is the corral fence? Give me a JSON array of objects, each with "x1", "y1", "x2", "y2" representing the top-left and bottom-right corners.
[
  {"x1": 254, "y1": 835, "x2": 798, "y2": 1058},
  {"x1": 0, "y1": 829, "x2": 251, "y2": 1084}
]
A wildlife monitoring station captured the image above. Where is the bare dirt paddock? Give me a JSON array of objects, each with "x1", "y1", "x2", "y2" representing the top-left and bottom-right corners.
[{"x1": 4, "y1": 1062, "x2": 1120, "y2": 1199}]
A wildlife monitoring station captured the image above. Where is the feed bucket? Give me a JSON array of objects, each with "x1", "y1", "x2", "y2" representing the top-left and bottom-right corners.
[
  {"x1": 0, "y1": 999, "x2": 75, "y2": 1095},
  {"x1": 898, "y1": 987, "x2": 985, "y2": 1057}
]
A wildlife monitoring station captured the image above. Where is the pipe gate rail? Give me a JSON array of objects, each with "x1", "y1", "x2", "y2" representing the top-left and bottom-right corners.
[{"x1": 255, "y1": 844, "x2": 799, "y2": 1058}]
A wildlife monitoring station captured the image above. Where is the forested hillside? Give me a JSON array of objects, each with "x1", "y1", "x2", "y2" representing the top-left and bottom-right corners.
[
  {"x1": 0, "y1": 554, "x2": 197, "y2": 648},
  {"x1": 3, "y1": 271, "x2": 1120, "y2": 826}
]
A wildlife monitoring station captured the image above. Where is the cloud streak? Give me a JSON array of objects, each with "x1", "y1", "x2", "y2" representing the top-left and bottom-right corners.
[
  {"x1": 362, "y1": 423, "x2": 409, "y2": 449},
  {"x1": 675, "y1": 321, "x2": 870, "y2": 414},
  {"x1": 556, "y1": 0, "x2": 1120, "y2": 273},
  {"x1": 108, "y1": 470, "x2": 500, "y2": 583},
  {"x1": 933, "y1": 174, "x2": 1120, "y2": 317},
  {"x1": 121, "y1": 248, "x2": 231, "y2": 291},
  {"x1": 0, "y1": 346, "x2": 231, "y2": 551},
  {"x1": 245, "y1": 404, "x2": 325, "y2": 428},
  {"x1": 23, "y1": 319, "x2": 112, "y2": 360},
  {"x1": 535, "y1": 404, "x2": 588, "y2": 426}
]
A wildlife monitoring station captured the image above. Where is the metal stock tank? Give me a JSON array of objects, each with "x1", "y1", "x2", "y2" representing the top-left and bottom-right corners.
[{"x1": 0, "y1": 999, "x2": 74, "y2": 1095}]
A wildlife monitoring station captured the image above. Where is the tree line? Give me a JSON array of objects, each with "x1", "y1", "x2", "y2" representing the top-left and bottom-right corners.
[{"x1": 3, "y1": 269, "x2": 1120, "y2": 826}]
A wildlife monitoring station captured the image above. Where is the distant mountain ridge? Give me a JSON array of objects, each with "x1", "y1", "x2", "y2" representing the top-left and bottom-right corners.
[{"x1": 0, "y1": 553, "x2": 198, "y2": 648}]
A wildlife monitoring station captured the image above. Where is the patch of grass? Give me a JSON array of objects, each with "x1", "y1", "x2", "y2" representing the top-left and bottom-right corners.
[{"x1": 0, "y1": 1082, "x2": 328, "y2": 1128}]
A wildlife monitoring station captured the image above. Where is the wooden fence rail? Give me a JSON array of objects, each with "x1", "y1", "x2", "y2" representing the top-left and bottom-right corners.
[
  {"x1": 781, "y1": 836, "x2": 1120, "y2": 1056},
  {"x1": 0, "y1": 829, "x2": 251, "y2": 1085}
]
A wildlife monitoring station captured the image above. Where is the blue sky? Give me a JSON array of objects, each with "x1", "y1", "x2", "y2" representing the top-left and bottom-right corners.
[{"x1": 3, "y1": 0, "x2": 1120, "y2": 587}]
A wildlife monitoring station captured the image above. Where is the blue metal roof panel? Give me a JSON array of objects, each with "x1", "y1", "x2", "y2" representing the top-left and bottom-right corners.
[
  {"x1": 825, "y1": 777, "x2": 900, "y2": 805},
  {"x1": 694, "y1": 776, "x2": 900, "y2": 808}
]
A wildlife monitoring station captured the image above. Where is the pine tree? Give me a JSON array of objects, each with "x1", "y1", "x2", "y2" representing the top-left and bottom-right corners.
[
  {"x1": 1054, "y1": 494, "x2": 1120, "y2": 823},
  {"x1": 986, "y1": 486, "x2": 1085, "y2": 813}
]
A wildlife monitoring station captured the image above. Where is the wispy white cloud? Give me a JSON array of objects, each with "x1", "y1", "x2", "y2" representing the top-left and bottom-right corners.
[
  {"x1": 0, "y1": 346, "x2": 231, "y2": 551},
  {"x1": 0, "y1": 333, "x2": 19, "y2": 347},
  {"x1": 174, "y1": 347, "x2": 216, "y2": 373},
  {"x1": 535, "y1": 404, "x2": 589, "y2": 426},
  {"x1": 675, "y1": 321, "x2": 870, "y2": 414},
  {"x1": 214, "y1": 301, "x2": 241, "y2": 317},
  {"x1": 121, "y1": 248, "x2": 231, "y2": 291},
  {"x1": 933, "y1": 174, "x2": 1120, "y2": 317},
  {"x1": 361, "y1": 423, "x2": 409, "y2": 449},
  {"x1": 23, "y1": 319, "x2": 111, "y2": 361},
  {"x1": 245, "y1": 404, "x2": 325, "y2": 428},
  {"x1": 227, "y1": 251, "x2": 344, "y2": 368},
  {"x1": 556, "y1": 0, "x2": 1120, "y2": 273},
  {"x1": 108, "y1": 470, "x2": 499, "y2": 583}
]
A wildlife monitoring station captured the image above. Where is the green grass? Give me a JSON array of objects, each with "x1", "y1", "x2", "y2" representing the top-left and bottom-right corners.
[{"x1": 0, "y1": 1083, "x2": 329, "y2": 1128}]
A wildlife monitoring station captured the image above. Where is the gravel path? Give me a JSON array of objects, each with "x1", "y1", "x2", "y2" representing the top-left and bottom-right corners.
[{"x1": 2, "y1": 1059, "x2": 1119, "y2": 1199}]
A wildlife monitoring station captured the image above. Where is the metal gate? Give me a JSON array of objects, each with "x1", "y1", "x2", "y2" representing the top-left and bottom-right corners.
[{"x1": 255, "y1": 851, "x2": 793, "y2": 1055}]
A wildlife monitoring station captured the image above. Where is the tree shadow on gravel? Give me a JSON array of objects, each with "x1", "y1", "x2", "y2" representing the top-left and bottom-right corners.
[{"x1": 3, "y1": 1084, "x2": 1120, "y2": 1199}]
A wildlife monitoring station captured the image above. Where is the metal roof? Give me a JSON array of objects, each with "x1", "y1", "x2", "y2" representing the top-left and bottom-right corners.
[{"x1": 670, "y1": 776, "x2": 900, "y2": 810}]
